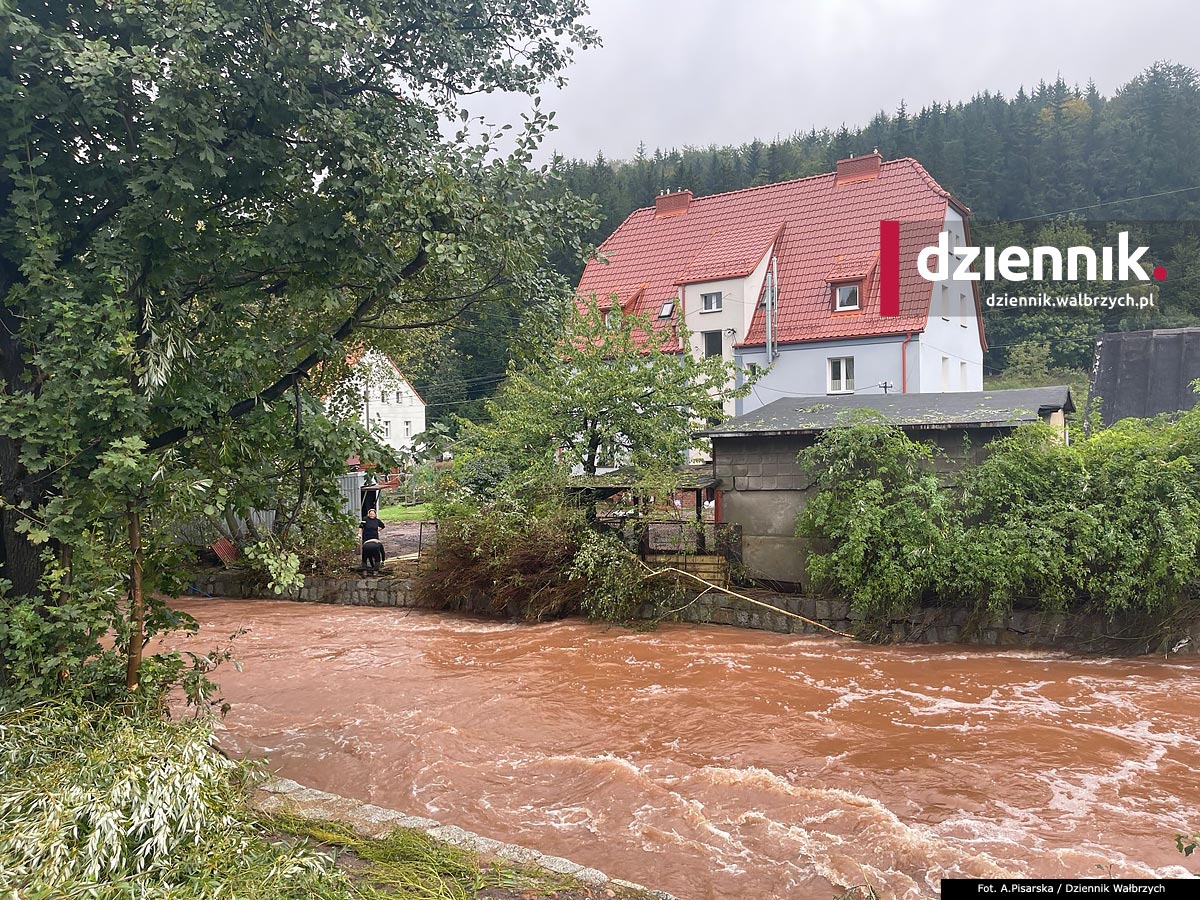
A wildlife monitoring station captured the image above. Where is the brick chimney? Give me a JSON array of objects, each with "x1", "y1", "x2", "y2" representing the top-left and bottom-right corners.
[
  {"x1": 655, "y1": 189, "x2": 692, "y2": 218},
  {"x1": 835, "y1": 152, "x2": 882, "y2": 185}
]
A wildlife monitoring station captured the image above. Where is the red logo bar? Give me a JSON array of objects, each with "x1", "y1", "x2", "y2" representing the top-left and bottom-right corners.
[{"x1": 880, "y1": 219, "x2": 900, "y2": 317}]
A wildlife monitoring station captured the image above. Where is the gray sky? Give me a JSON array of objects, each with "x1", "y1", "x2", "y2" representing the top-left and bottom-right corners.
[{"x1": 465, "y1": 0, "x2": 1200, "y2": 162}]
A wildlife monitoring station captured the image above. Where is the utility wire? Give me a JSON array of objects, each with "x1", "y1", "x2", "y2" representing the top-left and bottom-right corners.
[{"x1": 1008, "y1": 185, "x2": 1200, "y2": 222}]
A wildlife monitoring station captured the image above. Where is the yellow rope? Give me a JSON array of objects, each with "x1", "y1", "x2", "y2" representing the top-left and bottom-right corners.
[{"x1": 637, "y1": 560, "x2": 857, "y2": 639}]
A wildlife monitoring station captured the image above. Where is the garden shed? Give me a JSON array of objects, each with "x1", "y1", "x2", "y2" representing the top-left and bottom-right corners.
[{"x1": 699, "y1": 386, "x2": 1074, "y2": 588}]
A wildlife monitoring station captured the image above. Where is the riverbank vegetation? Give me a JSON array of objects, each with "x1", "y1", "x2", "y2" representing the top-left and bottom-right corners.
[
  {"x1": 0, "y1": 0, "x2": 597, "y2": 707},
  {"x1": 796, "y1": 407, "x2": 1200, "y2": 628},
  {"x1": 414, "y1": 300, "x2": 746, "y2": 623},
  {"x1": 0, "y1": 2, "x2": 615, "y2": 894},
  {"x1": 0, "y1": 702, "x2": 657, "y2": 900}
]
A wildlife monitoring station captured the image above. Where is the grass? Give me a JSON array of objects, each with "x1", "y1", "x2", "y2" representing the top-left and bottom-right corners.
[
  {"x1": 376, "y1": 502, "x2": 432, "y2": 523},
  {"x1": 268, "y1": 813, "x2": 626, "y2": 900}
]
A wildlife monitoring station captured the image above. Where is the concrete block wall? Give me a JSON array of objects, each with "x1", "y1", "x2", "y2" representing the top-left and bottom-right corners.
[{"x1": 667, "y1": 593, "x2": 1200, "y2": 655}]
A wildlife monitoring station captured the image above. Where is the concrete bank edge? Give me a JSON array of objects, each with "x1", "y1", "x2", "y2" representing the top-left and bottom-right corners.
[{"x1": 250, "y1": 776, "x2": 681, "y2": 900}]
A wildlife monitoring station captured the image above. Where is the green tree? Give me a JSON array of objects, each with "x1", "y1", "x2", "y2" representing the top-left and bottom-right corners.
[
  {"x1": 0, "y1": 0, "x2": 597, "y2": 701},
  {"x1": 460, "y1": 298, "x2": 749, "y2": 482}
]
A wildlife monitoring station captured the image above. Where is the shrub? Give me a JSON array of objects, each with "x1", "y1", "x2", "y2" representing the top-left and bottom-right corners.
[
  {"x1": 798, "y1": 416, "x2": 1200, "y2": 625},
  {"x1": 415, "y1": 496, "x2": 587, "y2": 619},
  {"x1": 796, "y1": 418, "x2": 953, "y2": 622},
  {"x1": 568, "y1": 529, "x2": 649, "y2": 623},
  {"x1": 950, "y1": 424, "x2": 1092, "y2": 614},
  {"x1": 417, "y1": 489, "x2": 675, "y2": 623}
]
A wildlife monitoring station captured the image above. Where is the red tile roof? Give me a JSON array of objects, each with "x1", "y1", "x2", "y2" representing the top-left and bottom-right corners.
[
  {"x1": 576, "y1": 155, "x2": 978, "y2": 349},
  {"x1": 676, "y1": 220, "x2": 784, "y2": 286}
]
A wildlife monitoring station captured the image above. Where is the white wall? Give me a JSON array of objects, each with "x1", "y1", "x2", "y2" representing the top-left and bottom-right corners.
[
  {"x1": 365, "y1": 381, "x2": 426, "y2": 452},
  {"x1": 681, "y1": 245, "x2": 774, "y2": 415},
  {"x1": 736, "y1": 335, "x2": 912, "y2": 414},
  {"x1": 917, "y1": 207, "x2": 984, "y2": 392},
  {"x1": 334, "y1": 350, "x2": 427, "y2": 453}
]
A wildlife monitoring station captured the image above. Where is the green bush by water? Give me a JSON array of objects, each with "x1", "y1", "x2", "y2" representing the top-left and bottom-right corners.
[{"x1": 796, "y1": 408, "x2": 1200, "y2": 624}]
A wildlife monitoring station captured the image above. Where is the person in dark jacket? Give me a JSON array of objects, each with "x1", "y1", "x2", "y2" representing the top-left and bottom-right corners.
[{"x1": 360, "y1": 508, "x2": 386, "y2": 570}]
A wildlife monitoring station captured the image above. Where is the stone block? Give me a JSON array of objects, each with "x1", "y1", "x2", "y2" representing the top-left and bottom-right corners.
[{"x1": 710, "y1": 607, "x2": 737, "y2": 626}]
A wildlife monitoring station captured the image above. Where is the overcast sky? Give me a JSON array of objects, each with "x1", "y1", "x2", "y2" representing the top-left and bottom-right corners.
[{"x1": 464, "y1": 0, "x2": 1200, "y2": 163}]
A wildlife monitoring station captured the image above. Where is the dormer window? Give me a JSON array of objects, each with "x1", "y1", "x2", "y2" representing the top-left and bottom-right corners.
[
  {"x1": 833, "y1": 283, "x2": 860, "y2": 311},
  {"x1": 701, "y1": 291, "x2": 723, "y2": 312},
  {"x1": 659, "y1": 301, "x2": 675, "y2": 318}
]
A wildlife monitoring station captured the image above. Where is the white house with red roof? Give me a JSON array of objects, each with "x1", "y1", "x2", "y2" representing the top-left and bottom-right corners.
[
  {"x1": 575, "y1": 153, "x2": 985, "y2": 415},
  {"x1": 327, "y1": 349, "x2": 426, "y2": 452}
]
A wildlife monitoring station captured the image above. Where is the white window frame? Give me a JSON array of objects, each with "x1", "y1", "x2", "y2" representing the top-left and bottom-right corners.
[
  {"x1": 404, "y1": 420, "x2": 412, "y2": 437},
  {"x1": 700, "y1": 291, "x2": 723, "y2": 313},
  {"x1": 940, "y1": 284, "x2": 950, "y2": 320},
  {"x1": 659, "y1": 300, "x2": 675, "y2": 318},
  {"x1": 833, "y1": 283, "x2": 860, "y2": 312},
  {"x1": 959, "y1": 291, "x2": 970, "y2": 327},
  {"x1": 827, "y1": 357, "x2": 854, "y2": 394},
  {"x1": 382, "y1": 420, "x2": 391, "y2": 438}
]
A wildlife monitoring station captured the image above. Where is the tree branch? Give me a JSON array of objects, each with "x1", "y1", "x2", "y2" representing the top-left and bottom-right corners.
[{"x1": 145, "y1": 245, "x2": 428, "y2": 451}]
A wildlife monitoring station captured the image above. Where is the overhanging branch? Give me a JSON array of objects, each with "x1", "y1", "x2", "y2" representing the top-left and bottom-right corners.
[{"x1": 145, "y1": 245, "x2": 428, "y2": 451}]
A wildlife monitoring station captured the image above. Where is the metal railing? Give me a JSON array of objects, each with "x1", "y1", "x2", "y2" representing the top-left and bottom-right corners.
[{"x1": 597, "y1": 518, "x2": 742, "y2": 561}]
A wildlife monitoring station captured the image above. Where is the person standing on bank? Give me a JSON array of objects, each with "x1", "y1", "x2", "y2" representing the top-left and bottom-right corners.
[{"x1": 359, "y1": 507, "x2": 386, "y2": 570}]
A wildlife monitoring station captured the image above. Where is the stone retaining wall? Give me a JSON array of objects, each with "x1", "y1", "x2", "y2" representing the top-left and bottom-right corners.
[
  {"x1": 251, "y1": 777, "x2": 677, "y2": 900},
  {"x1": 669, "y1": 593, "x2": 1200, "y2": 655},
  {"x1": 195, "y1": 569, "x2": 432, "y2": 609},
  {"x1": 192, "y1": 570, "x2": 1200, "y2": 655}
]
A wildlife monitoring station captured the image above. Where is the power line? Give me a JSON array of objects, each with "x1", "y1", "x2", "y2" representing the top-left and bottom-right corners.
[{"x1": 1009, "y1": 185, "x2": 1200, "y2": 222}]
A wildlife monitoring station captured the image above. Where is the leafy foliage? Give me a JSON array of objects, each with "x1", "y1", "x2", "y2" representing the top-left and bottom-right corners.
[
  {"x1": 459, "y1": 297, "x2": 750, "y2": 480},
  {"x1": 796, "y1": 416, "x2": 952, "y2": 621},
  {"x1": 417, "y1": 488, "x2": 674, "y2": 623},
  {"x1": 566, "y1": 529, "x2": 650, "y2": 623},
  {"x1": 0, "y1": 0, "x2": 596, "y2": 700},
  {"x1": 797, "y1": 412, "x2": 1200, "y2": 625},
  {"x1": 0, "y1": 703, "x2": 339, "y2": 896}
]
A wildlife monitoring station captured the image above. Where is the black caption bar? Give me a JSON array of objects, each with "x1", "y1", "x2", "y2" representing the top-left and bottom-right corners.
[{"x1": 942, "y1": 880, "x2": 1197, "y2": 898}]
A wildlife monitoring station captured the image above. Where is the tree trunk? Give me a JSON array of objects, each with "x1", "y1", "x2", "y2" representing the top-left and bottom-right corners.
[
  {"x1": 124, "y1": 507, "x2": 144, "y2": 691},
  {"x1": 0, "y1": 437, "x2": 47, "y2": 598}
]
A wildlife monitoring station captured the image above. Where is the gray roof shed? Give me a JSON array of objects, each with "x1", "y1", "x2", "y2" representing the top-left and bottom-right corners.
[{"x1": 700, "y1": 387, "x2": 1075, "y2": 438}]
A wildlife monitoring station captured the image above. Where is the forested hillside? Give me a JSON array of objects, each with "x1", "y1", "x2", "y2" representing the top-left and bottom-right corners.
[{"x1": 413, "y1": 62, "x2": 1200, "y2": 422}]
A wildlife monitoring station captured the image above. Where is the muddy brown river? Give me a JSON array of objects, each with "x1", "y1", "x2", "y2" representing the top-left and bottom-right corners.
[{"x1": 173, "y1": 598, "x2": 1199, "y2": 899}]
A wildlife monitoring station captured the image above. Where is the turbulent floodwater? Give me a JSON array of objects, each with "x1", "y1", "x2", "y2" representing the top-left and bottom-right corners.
[{"x1": 172, "y1": 599, "x2": 1200, "y2": 899}]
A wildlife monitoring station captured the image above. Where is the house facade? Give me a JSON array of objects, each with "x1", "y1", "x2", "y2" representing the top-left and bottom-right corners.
[
  {"x1": 334, "y1": 350, "x2": 427, "y2": 453},
  {"x1": 576, "y1": 153, "x2": 985, "y2": 415}
]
